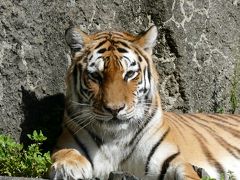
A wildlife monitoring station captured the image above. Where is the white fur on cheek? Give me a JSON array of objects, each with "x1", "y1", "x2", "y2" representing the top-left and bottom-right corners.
[
  {"x1": 87, "y1": 54, "x2": 104, "y2": 73},
  {"x1": 120, "y1": 52, "x2": 139, "y2": 78},
  {"x1": 95, "y1": 58, "x2": 104, "y2": 72},
  {"x1": 133, "y1": 104, "x2": 145, "y2": 120}
]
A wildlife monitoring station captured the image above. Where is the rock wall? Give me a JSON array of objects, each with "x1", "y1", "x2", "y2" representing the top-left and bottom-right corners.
[{"x1": 0, "y1": 0, "x2": 239, "y2": 143}]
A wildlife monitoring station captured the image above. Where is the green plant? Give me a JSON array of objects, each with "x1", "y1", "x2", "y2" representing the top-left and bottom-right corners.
[
  {"x1": 227, "y1": 171, "x2": 236, "y2": 180},
  {"x1": 216, "y1": 107, "x2": 224, "y2": 114},
  {"x1": 201, "y1": 171, "x2": 236, "y2": 180},
  {"x1": 201, "y1": 176, "x2": 216, "y2": 180},
  {"x1": 0, "y1": 130, "x2": 52, "y2": 178},
  {"x1": 230, "y1": 58, "x2": 240, "y2": 114}
]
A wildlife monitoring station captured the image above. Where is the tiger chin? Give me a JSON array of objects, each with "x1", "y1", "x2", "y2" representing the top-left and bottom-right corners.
[{"x1": 49, "y1": 26, "x2": 240, "y2": 180}]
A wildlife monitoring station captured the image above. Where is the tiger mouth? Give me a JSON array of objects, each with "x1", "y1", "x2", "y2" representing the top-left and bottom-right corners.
[{"x1": 104, "y1": 117, "x2": 130, "y2": 124}]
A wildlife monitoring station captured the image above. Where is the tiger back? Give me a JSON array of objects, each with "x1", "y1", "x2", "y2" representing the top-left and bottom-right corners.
[{"x1": 49, "y1": 26, "x2": 240, "y2": 180}]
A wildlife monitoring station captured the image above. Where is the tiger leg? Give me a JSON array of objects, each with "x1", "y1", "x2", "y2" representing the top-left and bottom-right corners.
[
  {"x1": 164, "y1": 157, "x2": 200, "y2": 180},
  {"x1": 49, "y1": 148, "x2": 93, "y2": 180}
]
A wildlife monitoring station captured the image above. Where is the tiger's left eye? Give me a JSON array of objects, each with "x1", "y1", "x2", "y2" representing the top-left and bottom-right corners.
[
  {"x1": 88, "y1": 72, "x2": 102, "y2": 83},
  {"x1": 124, "y1": 71, "x2": 137, "y2": 81}
]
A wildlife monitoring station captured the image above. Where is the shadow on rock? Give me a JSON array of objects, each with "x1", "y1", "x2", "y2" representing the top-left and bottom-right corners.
[{"x1": 20, "y1": 87, "x2": 65, "y2": 152}]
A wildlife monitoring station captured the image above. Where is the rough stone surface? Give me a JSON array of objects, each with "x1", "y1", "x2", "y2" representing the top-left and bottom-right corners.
[
  {"x1": 0, "y1": 168, "x2": 209, "y2": 179},
  {"x1": 0, "y1": 0, "x2": 239, "y2": 160},
  {"x1": 108, "y1": 172, "x2": 140, "y2": 180},
  {"x1": 0, "y1": 177, "x2": 47, "y2": 180}
]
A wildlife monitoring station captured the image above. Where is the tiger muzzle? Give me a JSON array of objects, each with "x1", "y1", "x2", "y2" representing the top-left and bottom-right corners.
[{"x1": 103, "y1": 104, "x2": 125, "y2": 117}]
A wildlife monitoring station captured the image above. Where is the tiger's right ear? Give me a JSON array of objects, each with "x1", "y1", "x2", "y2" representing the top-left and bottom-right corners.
[
  {"x1": 134, "y1": 26, "x2": 158, "y2": 55},
  {"x1": 65, "y1": 27, "x2": 90, "y2": 54}
]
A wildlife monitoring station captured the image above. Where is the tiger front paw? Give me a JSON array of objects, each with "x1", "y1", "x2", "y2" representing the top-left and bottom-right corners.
[
  {"x1": 49, "y1": 149, "x2": 93, "y2": 180},
  {"x1": 164, "y1": 162, "x2": 201, "y2": 180}
]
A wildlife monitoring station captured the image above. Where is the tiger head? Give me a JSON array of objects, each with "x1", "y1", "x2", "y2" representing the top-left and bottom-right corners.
[{"x1": 65, "y1": 26, "x2": 160, "y2": 127}]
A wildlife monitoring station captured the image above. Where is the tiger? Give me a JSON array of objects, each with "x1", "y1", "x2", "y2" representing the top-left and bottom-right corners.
[{"x1": 49, "y1": 25, "x2": 240, "y2": 180}]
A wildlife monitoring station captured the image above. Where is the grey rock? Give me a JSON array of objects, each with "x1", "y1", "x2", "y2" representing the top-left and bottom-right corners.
[
  {"x1": 108, "y1": 172, "x2": 140, "y2": 180},
  {"x1": 0, "y1": 167, "x2": 209, "y2": 179},
  {"x1": 0, "y1": 176, "x2": 47, "y2": 180}
]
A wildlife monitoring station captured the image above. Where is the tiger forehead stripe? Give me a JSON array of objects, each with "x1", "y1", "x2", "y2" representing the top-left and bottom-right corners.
[
  {"x1": 117, "y1": 41, "x2": 130, "y2": 48},
  {"x1": 93, "y1": 31, "x2": 129, "y2": 41},
  {"x1": 95, "y1": 40, "x2": 108, "y2": 49},
  {"x1": 93, "y1": 32, "x2": 109, "y2": 39}
]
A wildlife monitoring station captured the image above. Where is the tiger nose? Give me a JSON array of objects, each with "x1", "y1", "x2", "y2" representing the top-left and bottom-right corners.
[{"x1": 104, "y1": 104, "x2": 125, "y2": 116}]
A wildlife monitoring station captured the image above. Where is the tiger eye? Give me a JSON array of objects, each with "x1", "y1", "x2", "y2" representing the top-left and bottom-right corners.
[
  {"x1": 124, "y1": 71, "x2": 135, "y2": 81},
  {"x1": 88, "y1": 72, "x2": 102, "y2": 84}
]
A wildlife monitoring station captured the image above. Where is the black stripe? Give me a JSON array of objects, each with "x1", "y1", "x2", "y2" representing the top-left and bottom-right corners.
[
  {"x1": 123, "y1": 56, "x2": 131, "y2": 64},
  {"x1": 172, "y1": 114, "x2": 208, "y2": 142},
  {"x1": 143, "y1": 67, "x2": 147, "y2": 93},
  {"x1": 89, "y1": 55, "x2": 93, "y2": 61},
  {"x1": 73, "y1": 65, "x2": 78, "y2": 88},
  {"x1": 73, "y1": 65, "x2": 88, "y2": 100},
  {"x1": 86, "y1": 129, "x2": 104, "y2": 147},
  {"x1": 79, "y1": 88, "x2": 89, "y2": 100},
  {"x1": 66, "y1": 127, "x2": 94, "y2": 169},
  {"x1": 145, "y1": 128, "x2": 170, "y2": 175},
  {"x1": 147, "y1": 65, "x2": 151, "y2": 87},
  {"x1": 158, "y1": 152, "x2": 180, "y2": 180},
  {"x1": 224, "y1": 115, "x2": 240, "y2": 122},
  {"x1": 128, "y1": 99, "x2": 154, "y2": 146},
  {"x1": 93, "y1": 33, "x2": 109, "y2": 40},
  {"x1": 94, "y1": 32, "x2": 108, "y2": 38},
  {"x1": 95, "y1": 40, "x2": 107, "y2": 49},
  {"x1": 137, "y1": 65, "x2": 143, "y2": 86},
  {"x1": 130, "y1": 61, "x2": 136, "y2": 66},
  {"x1": 116, "y1": 41, "x2": 130, "y2": 48},
  {"x1": 167, "y1": 115, "x2": 185, "y2": 129},
  {"x1": 77, "y1": 64, "x2": 91, "y2": 99},
  {"x1": 195, "y1": 133, "x2": 225, "y2": 176},
  {"x1": 188, "y1": 115, "x2": 240, "y2": 159},
  {"x1": 134, "y1": 47, "x2": 150, "y2": 65},
  {"x1": 79, "y1": 71, "x2": 90, "y2": 100},
  {"x1": 113, "y1": 32, "x2": 124, "y2": 37},
  {"x1": 121, "y1": 100, "x2": 155, "y2": 164},
  {"x1": 138, "y1": 55, "x2": 143, "y2": 62},
  {"x1": 89, "y1": 63, "x2": 95, "y2": 67},
  {"x1": 191, "y1": 114, "x2": 240, "y2": 138},
  {"x1": 117, "y1": 47, "x2": 128, "y2": 53},
  {"x1": 171, "y1": 114, "x2": 226, "y2": 176},
  {"x1": 71, "y1": 47, "x2": 81, "y2": 53},
  {"x1": 135, "y1": 48, "x2": 152, "y2": 89},
  {"x1": 97, "y1": 48, "x2": 107, "y2": 54},
  {"x1": 168, "y1": 118, "x2": 186, "y2": 141},
  {"x1": 206, "y1": 114, "x2": 237, "y2": 126}
]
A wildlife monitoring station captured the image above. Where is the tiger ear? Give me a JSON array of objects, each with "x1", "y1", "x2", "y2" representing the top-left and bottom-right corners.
[
  {"x1": 135, "y1": 26, "x2": 158, "y2": 54},
  {"x1": 65, "y1": 27, "x2": 90, "y2": 54}
]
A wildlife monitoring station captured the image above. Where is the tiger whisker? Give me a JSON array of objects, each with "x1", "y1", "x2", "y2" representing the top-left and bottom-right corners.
[
  {"x1": 70, "y1": 101, "x2": 91, "y2": 106},
  {"x1": 67, "y1": 113, "x2": 93, "y2": 123},
  {"x1": 73, "y1": 119, "x2": 95, "y2": 135},
  {"x1": 68, "y1": 110, "x2": 93, "y2": 118},
  {"x1": 73, "y1": 114, "x2": 95, "y2": 125},
  {"x1": 70, "y1": 112, "x2": 93, "y2": 120}
]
